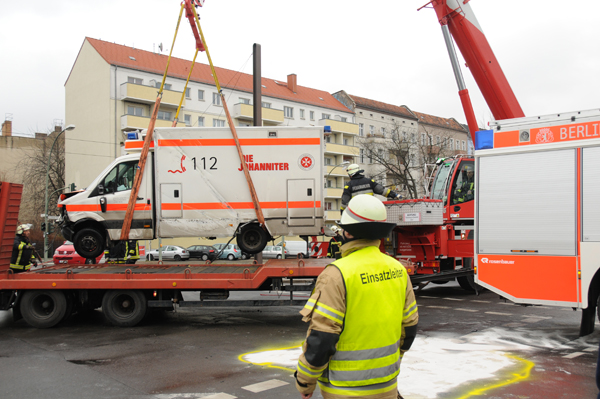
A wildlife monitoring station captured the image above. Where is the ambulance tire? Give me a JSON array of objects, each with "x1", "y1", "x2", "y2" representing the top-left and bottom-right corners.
[
  {"x1": 73, "y1": 228, "x2": 105, "y2": 259},
  {"x1": 20, "y1": 290, "x2": 68, "y2": 329},
  {"x1": 237, "y1": 224, "x2": 269, "y2": 254},
  {"x1": 102, "y1": 290, "x2": 147, "y2": 327}
]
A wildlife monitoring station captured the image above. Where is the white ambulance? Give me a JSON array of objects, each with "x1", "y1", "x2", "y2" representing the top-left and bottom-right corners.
[{"x1": 58, "y1": 126, "x2": 325, "y2": 259}]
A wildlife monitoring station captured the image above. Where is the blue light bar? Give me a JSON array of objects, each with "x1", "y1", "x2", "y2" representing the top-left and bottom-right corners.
[
  {"x1": 127, "y1": 132, "x2": 139, "y2": 140},
  {"x1": 324, "y1": 126, "x2": 331, "y2": 133},
  {"x1": 475, "y1": 130, "x2": 494, "y2": 150}
]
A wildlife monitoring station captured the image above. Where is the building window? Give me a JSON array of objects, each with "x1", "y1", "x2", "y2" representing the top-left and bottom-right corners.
[
  {"x1": 284, "y1": 106, "x2": 294, "y2": 118},
  {"x1": 360, "y1": 148, "x2": 365, "y2": 163},
  {"x1": 213, "y1": 119, "x2": 225, "y2": 127},
  {"x1": 157, "y1": 111, "x2": 172, "y2": 120},
  {"x1": 325, "y1": 135, "x2": 331, "y2": 143},
  {"x1": 326, "y1": 180, "x2": 333, "y2": 188},
  {"x1": 239, "y1": 98, "x2": 250, "y2": 105},
  {"x1": 213, "y1": 93, "x2": 222, "y2": 106},
  {"x1": 185, "y1": 88, "x2": 191, "y2": 99},
  {"x1": 262, "y1": 102, "x2": 271, "y2": 108},
  {"x1": 127, "y1": 77, "x2": 142, "y2": 85},
  {"x1": 155, "y1": 81, "x2": 172, "y2": 90},
  {"x1": 325, "y1": 157, "x2": 332, "y2": 165},
  {"x1": 198, "y1": 90, "x2": 205, "y2": 101},
  {"x1": 462, "y1": 140, "x2": 466, "y2": 150},
  {"x1": 343, "y1": 138, "x2": 349, "y2": 145},
  {"x1": 436, "y1": 136, "x2": 441, "y2": 145},
  {"x1": 184, "y1": 114, "x2": 191, "y2": 126},
  {"x1": 340, "y1": 117, "x2": 347, "y2": 122},
  {"x1": 325, "y1": 202, "x2": 333, "y2": 211},
  {"x1": 310, "y1": 111, "x2": 315, "y2": 120},
  {"x1": 369, "y1": 153, "x2": 373, "y2": 164},
  {"x1": 370, "y1": 125, "x2": 375, "y2": 135},
  {"x1": 421, "y1": 133, "x2": 426, "y2": 146},
  {"x1": 449, "y1": 138, "x2": 454, "y2": 150},
  {"x1": 322, "y1": 113, "x2": 331, "y2": 120},
  {"x1": 300, "y1": 109, "x2": 305, "y2": 119},
  {"x1": 198, "y1": 116, "x2": 205, "y2": 127},
  {"x1": 127, "y1": 105, "x2": 143, "y2": 116},
  {"x1": 359, "y1": 123, "x2": 364, "y2": 136},
  {"x1": 410, "y1": 133, "x2": 416, "y2": 142}
]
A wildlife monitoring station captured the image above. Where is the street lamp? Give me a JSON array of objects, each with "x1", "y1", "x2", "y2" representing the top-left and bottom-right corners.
[
  {"x1": 44, "y1": 124, "x2": 75, "y2": 261},
  {"x1": 326, "y1": 161, "x2": 350, "y2": 182}
]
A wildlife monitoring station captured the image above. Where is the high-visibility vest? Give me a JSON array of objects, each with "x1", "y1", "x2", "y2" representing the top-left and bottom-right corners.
[
  {"x1": 318, "y1": 246, "x2": 409, "y2": 396},
  {"x1": 10, "y1": 237, "x2": 34, "y2": 271},
  {"x1": 126, "y1": 240, "x2": 140, "y2": 260}
]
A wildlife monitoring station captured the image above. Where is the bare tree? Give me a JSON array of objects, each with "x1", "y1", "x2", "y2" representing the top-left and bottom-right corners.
[{"x1": 359, "y1": 122, "x2": 459, "y2": 199}]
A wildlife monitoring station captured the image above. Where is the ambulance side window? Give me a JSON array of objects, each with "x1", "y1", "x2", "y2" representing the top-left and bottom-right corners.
[{"x1": 94, "y1": 161, "x2": 138, "y2": 196}]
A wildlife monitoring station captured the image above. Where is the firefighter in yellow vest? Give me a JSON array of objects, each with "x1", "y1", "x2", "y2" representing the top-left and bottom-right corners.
[
  {"x1": 10, "y1": 224, "x2": 37, "y2": 273},
  {"x1": 295, "y1": 195, "x2": 419, "y2": 399},
  {"x1": 125, "y1": 240, "x2": 140, "y2": 264}
]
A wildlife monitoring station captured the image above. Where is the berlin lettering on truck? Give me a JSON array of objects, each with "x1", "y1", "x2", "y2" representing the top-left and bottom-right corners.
[
  {"x1": 559, "y1": 123, "x2": 600, "y2": 140},
  {"x1": 238, "y1": 154, "x2": 289, "y2": 171}
]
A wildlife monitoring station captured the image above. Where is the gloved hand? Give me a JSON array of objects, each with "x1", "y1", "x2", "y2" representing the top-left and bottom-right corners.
[{"x1": 396, "y1": 194, "x2": 403, "y2": 200}]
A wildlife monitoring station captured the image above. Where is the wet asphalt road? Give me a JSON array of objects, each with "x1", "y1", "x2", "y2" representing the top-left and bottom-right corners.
[{"x1": 0, "y1": 281, "x2": 599, "y2": 399}]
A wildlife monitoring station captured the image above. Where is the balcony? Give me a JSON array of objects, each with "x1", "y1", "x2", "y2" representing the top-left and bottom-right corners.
[
  {"x1": 325, "y1": 187, "x2": 343, "y2": 198},
  {"x1": 319, "y1": 119, "x2": 359, "y2": 135},
  {"x1": 325, "y1": 142, "x2": 359, "y2": 157},
  {"x1": 232, "y1": 103, "x2": 284, "y2": 125},
  {"x1": 121, "y1": 115, "x2": 185, "y2": 131},
  {"x1": 120, "y1": 83, "x2": 184, "y2": 109},
  {"x1": 325, "y1": 210, "x2": 342, "y2": 221}
]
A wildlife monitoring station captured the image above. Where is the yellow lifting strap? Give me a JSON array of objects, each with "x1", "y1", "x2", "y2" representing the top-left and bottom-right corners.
[{"x1": 120, "y1": 3, "x2": 185, "y2": 240}]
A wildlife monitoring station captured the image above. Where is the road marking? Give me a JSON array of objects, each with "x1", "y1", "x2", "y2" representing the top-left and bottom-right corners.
[
  {"x1": 242, "y1": 379, "x2": 289, "y2": 393},
  {"x1": 202, "y1": 394, "x2": 238, "y2": 399},
  {"x1": 563, "y1": 352, "x2": 586, "y2": 359},
  {"x1": 485, "y1": 311, "x2": 513, "y2": 316},
  {"x1": 497, "y1": 302, "x2": 515, "y2": 306},
  {"x1": 521, "y1": 318, "x2": 543, "y2": 323},
  {"x1": 522, "y1": 314, "x2": 552, "y2": 319},
  {"x1": 426, "y1": 305, "x2": 451, "y2": 309},
  {"x1": 455, "y1": 308, "x2": 478, "y2": 312},
  {"x1": 471, "y1": 300, "x2": 491, "y2": 303},
  {"x1": 418, "y1": 295, "x2": 436, "y2": 299},
  {"x1": 443, "y1": 297, "x2": 465, "y2": 301}
]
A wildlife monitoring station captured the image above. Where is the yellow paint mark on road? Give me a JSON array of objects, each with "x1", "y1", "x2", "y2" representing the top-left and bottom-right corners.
[
  {"x1": 238, "y1": 343, "x2": 302, "y2": 372},
  {"x1": 455, "y1": 354, "x2": 534, "y2": 399}
]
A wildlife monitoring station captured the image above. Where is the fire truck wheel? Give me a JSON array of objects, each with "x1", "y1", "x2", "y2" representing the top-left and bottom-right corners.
[
  {"x1": 73, "y1": 228, "x2": 105, "y2": 259},
  {"x1": 20, "y1": 290, "x2": 68, "y2": 329},
  {"x1": 237, "y1": 224, "x2": 269, "y2": 254},
  {"x1": 457, "y1": 276, "x2": 477, "y2": 292},
  {"x1": 102, "y1": 290, "x2": 147, "y2": 327}
]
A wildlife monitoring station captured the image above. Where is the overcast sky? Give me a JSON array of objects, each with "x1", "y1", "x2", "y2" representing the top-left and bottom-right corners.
[{"x1": 2, "y1": 0, "x2": 599, "y2": 136}]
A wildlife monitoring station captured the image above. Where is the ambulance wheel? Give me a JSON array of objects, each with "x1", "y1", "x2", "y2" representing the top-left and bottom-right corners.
[
  {"x1": 20, "y1": 290, "x2": 67, "y2": 328},
  {"x1": 73, "y1": 228, "x2": 104, "y2": 259},
  {"x1": 237, "y1": 224, "x2": 269, "y2": 254},
  {"x1": 102, "y1": 290, "x2": 147, "y2": 327}
]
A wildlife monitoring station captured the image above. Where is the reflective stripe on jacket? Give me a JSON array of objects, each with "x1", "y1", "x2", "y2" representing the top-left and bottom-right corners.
[
  {"x1": 126, "y1": 240, "x2": 140, "y2": 260},
  {"x1": 319, "y1": 246, "x2": 409, "y2": 392},
  {"x1": 10, "y1": 236, "x2": 33, "y2": 271}
]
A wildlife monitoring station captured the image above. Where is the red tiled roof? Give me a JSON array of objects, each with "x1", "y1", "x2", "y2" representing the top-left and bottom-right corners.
[
  {"x1": 84, "y1": 38, "x2": 350, "y2": 113},
  {"x1": 412, "y1": 110, "x2": 466, "y2": 132},
  {"x1": 349, "y1": 95, "x2": 417, "y2": 120}
]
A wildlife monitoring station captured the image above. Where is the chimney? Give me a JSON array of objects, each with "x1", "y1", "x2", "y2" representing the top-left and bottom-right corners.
[
  {"x1": 1, "y1": 120, "x2": 12, "y2": 137},
  {"x1": 287, "y1": 73, "x2": 297, "y2": 93}
]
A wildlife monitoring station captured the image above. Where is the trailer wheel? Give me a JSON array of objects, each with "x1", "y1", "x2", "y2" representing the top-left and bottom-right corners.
[
  {"x1": 73, "y1": 228, "x2": 104, "y2": 259},
  {"x1": 20, "y1": 290, "x2": 67, "y2": 328},
  {"x1": 237, "y1": 223, "x2": 269, "y2": 254},
  {"x1": 102, "y1": 290, "x2": 147, "y2": 327}
]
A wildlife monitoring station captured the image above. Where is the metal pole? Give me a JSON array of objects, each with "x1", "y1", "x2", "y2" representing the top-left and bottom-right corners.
[
  {"x1": 44, "y1": 125, "x2": 75, "y2": 261},
  {"x1": 253, "y1": 43, "x2": 262, "y2": 126}
]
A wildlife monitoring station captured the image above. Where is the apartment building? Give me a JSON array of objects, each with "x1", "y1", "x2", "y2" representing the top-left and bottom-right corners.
[
  {"x1": 65, "y1": 38, "x2": 358, "y2": 229},
  {"x1": 333, "y1": 91, "x2": 470, "y2": 198}
]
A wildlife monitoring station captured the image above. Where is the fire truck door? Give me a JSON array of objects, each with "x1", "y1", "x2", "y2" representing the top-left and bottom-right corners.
[{"x1": 287, "y1": 179, "x2": 315, "y2": 226}]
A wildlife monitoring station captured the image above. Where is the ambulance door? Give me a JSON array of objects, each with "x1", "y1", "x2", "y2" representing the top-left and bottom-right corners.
[
  {"x1": 160, "y1": 183, "x2": 183, "y2": 218},
  {"x1": 91, "y1": 159, "x2": 154, "y2": 240},
  {"x1": 287, "y1": 179, "x2": 315, "y2": 226}
]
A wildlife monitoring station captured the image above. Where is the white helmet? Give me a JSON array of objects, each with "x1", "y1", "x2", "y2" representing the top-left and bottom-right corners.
[
  {"x1": 16, "y1": 224, "x2": 32, "y2": 235},
  {"x1": 346, "y1": 164, "x2": 363, "y2": 177},
  {"x1": 330, "y1": 226, "x2": 341, "y2": 234},
  {"x1": 338, "y1": 195, "x2": 395, "y2": 239}
]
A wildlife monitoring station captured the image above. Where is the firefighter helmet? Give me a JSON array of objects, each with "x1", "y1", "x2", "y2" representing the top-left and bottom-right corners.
[
  {"x1": 347, "y1": 164, "x2": 363, "y2": 177},
  {"x1": 330, "y1": 225, "x2": 341, "y2": 234},
  {"x1": 16, "y1": 224, "x2": 32, "y2": 235},
  {"x1": 338, "y1": 195, "x2": 396, "y2": 240}
]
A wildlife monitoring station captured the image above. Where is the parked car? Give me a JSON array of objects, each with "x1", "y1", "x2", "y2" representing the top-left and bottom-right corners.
[
  {"x1": 212, "y1": 243, "x2": 242, "y2": 260},
  {"x1": 53, "y1": 241, "x2": 104, "y2": 265},
  {"x1": 187, "y1": 245, "x2": 218, "y2": 261},
  {"x1": 146, "y1": 245, "x2": 190, "y2": 261},
  {"x1": 261, "y1": 245, "x2": 288, "y2": 259},
  {"x1": 276, "y1": 240, "x2": 308, "y2": 257}
]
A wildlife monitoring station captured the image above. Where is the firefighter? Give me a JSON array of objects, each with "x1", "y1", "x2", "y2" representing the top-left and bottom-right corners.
[
  {"x1": 10, "y1": 224, "x2": 37, "y2": 273},
  {"x1": 295, "y1": 195, "x2": 419, "y2": 399},
  {"x1": 125, "y1": 240, "x2": 140, "y2": 264},
  {"x1": 105, "y1": 241, "x2": 127, "y2": 264},
  {"x1": 454, "y1": 164, "x2": 475, "y2": 204},
  {"x1": 326, "y1": 226, "x2": 343, "y2": 260},
  {"x1": 340, "y1": 164, "x2": 400, "y2": 211}
]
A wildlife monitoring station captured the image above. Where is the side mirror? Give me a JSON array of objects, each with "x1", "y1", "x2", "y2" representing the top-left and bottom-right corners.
[{"x1": 98, "y1": 184, "x2": 105, "y2": 195}]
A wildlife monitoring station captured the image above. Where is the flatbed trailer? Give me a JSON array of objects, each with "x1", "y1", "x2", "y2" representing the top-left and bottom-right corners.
[{"x1": 0, "y1": 258, "x2": 328, "y2": 328}]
